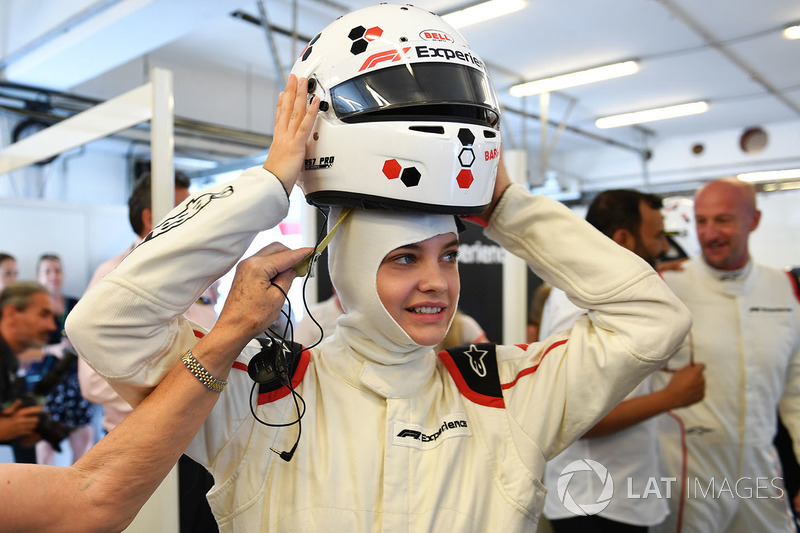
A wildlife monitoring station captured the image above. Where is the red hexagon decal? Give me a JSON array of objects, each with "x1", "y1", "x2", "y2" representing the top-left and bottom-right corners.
[
  {"x1": 383, "y1": 159, "x2": 402, "y2": 179},
  {"x1": 456, "y1": 169, "x2": 474, "y2": 189},
  {"x1": 365, "y1": 27, "x2": 383, "y2": 41}
]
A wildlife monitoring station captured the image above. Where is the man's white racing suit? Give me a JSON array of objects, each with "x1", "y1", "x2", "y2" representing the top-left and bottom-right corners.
[
  {"x1": 653, "y1": 258, "x2": 800, "y2": 533},
  {"x1": 541, "y1": 288, "x2": 669, "y2": 527},
  {"x1": 66, "y1": 168, "x2": 690, "y2": 532}
]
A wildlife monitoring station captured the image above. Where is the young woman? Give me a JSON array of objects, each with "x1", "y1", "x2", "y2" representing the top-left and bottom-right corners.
[{"x1": 62, "y1": 74, "x2": 689, "y2": 531}]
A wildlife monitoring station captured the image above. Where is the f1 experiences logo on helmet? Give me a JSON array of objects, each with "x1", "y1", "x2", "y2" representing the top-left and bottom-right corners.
[{"x1": 558, "y1": 459, "x2": 614, "y2": 515}]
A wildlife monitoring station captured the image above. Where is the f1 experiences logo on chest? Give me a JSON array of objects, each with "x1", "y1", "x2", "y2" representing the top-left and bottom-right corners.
[{"x1": 392, "y1": 413, "x2": 471, "y2": 450}]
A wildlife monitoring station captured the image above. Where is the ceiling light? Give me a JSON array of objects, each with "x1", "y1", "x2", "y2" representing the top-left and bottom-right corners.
[
  {"x1": 510, "y1": 61, "x2": 639, "y2": 97},
  {"x1": 737, "y1": 168, "x2": 800, "y2": 182},
  {"x1": 785, "y1": 25, "x2": 800, "y2": 40},
  {"x1": 595, "y1": 101, "x2": 709, "y2": 129},
  {"x1": 442, "y1": 0, "x2": 528, "y2": 29}
]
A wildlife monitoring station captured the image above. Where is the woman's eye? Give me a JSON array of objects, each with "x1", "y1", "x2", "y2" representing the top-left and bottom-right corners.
[
  {"x1": 394, "y1": 254, "x2": 414, "y2": 265},
  {"x1": 443, "y1": 250, "x2": 459, "y2": 263}
]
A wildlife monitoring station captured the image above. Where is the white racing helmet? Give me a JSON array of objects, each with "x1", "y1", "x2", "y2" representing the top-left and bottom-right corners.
[{"x1": 291, "y1": 4, "x2": 501, "y2": 214}]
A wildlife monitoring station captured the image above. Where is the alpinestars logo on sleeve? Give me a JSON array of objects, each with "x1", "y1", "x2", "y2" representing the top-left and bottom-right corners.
[{"x1": 142, "y1": 186, "x2": 234, "y2": 244}]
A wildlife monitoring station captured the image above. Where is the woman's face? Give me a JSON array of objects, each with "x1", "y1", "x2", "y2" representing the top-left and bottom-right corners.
[
  {"x1": 376, "y1": 232, "x2": 460, "y2": 346},
  {"x1": 0, "y1": 259, "x2": 17, "y2": 291},
  {"x1": 38, "y1": 258, "x2": 63, "y2": 294}
]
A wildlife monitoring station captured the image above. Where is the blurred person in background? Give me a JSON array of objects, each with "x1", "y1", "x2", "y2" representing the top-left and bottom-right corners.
[
  {"x1": 23, "y1": 254, "x2": 94, "y2": 465},
  {"x1": 0, "y1": 253, "x2": 18, "y2": 291}
]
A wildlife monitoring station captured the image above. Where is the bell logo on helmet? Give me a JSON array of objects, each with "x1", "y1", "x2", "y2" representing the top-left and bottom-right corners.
[
  {"x1": 420, "y1": 30, "x2": 454, "y2": 43},
  {"x1": 359, "y1": 47, "x2": 412, "y2": 71},
  {"x1": 348, "y1": 25, "x2": 383, "y2": 55}
]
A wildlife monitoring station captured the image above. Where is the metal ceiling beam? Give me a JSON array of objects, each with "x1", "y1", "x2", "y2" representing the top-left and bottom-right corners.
[
  {"x1": 0, "y1": 81, "x2": 272, "y2": 155},
  {"x1": 657, "y1": 0, "x2": 800, "y2": 117},
  {"x1": 501, "y1": 103, "x2": 648, "y2": 156}
]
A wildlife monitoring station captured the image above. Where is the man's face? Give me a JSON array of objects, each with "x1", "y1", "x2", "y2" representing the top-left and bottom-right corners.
[
  {"x1": 694, "y1": 182, "x2": 758, "y2": 271},
  {"x1": 633, "y1": 202, "x2": 670, "y2": 268},
  {"x1": 7, "y1": 292, "x2": 57, "y2": 350}
]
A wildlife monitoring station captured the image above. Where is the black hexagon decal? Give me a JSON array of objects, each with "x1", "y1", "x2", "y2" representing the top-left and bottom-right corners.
[{"x1": 400, "y1": 167, "x2": 421, "y2": 187}]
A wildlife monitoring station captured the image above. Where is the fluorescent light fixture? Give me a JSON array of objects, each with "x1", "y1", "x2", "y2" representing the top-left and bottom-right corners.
[
  {"x1": 763, "y1": 181, "x2": 800, "y2": 192},
  {"x1": 595, "y1": 101, "x2": 709, "y2": 129},
  {"x1": 442, "y1": 0, "x2": 528, "y2": 29},
  {"x1": 510, "y1": 61, "x2": 640, "y2": 97},
  {"x1": 737, "y1": 168, "x2": 800, "y2": 182},
  {"x1": 785, "y1": 25, "x2": 800, "y2": 40}
]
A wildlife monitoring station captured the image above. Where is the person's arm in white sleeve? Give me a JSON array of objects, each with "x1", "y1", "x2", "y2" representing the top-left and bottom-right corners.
[
  {"x1": 65, "y1": 75, "x2": 320, "y2": 408},
  {"x1": 479, "y1": 159, "x2": 692, "y2": 459},
  {"x1": 0, "y1": 243, "x2": 309, "y2": 533}
]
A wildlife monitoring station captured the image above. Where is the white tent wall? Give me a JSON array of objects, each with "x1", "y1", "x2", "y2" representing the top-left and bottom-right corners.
[
  {"x1": 73, "y1": 51, "x2": 283, "y2": 138},
  {"x1": 0, "y1": 197, "x2": 131, "y2": 296},
  {"x1": 751, "y1": 188, "x2": 800, "y2": 270},
  {"x1": 554, "y1": 120, "x2": 800, "y2": 192}
]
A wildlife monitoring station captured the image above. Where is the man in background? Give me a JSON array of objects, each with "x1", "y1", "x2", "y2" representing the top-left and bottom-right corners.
[
  {"x1": 654, "y1": 178, "x2": 800, "y2": 533},
  {"x1": 542, "y1": 189, "x2": 705, "y2": 533},
  {"x1": 0, "y1": 282, "x2": 54, "y2": 462}
]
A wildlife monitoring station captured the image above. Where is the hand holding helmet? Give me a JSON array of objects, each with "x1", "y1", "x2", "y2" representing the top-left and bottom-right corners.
[{"x1": 263, "y1": 75, "x2": 320, "y2": 195}]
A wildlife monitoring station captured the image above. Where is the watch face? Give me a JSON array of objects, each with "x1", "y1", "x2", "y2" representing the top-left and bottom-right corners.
[{"x1": 739, "y1": 126, "x2": 768, "y2": 154}]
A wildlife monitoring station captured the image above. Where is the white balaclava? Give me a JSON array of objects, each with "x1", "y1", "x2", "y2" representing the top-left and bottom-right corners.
[{"x1": 327, "y1": 207, "x2": 459, "y2": 366}]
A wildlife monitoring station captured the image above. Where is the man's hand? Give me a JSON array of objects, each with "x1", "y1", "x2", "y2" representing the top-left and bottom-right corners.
[
  {"x1": 657, "y1": 257, "x2": 689, "y2": 274},
  {"x1": 214, "y1": 244, "x2": 314, "y2": 343},
  {"x1": 663, "y1": 363, "x2": 706, "y2": 409},
  {"x1": 0, "y1": 400, "x2": 43, "y2": 442},
  {"x1": 263, "y1": 75, "x2": 320, "y2": 195}
]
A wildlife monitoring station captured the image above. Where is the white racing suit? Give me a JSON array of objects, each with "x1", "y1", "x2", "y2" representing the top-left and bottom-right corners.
[
  {"x1": 541, "y1": 288, "x2": 669, "y2": 526},
  {"x1": 653, "y1": 258, "x2": 800, "y2": 532},
  {"x1": 66, "y1": 168, "x2": 690, "y2": 532}
]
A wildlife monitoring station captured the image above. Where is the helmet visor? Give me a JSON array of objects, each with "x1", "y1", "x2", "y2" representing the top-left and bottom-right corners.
[{"x1": 330, "y1": 62, "x2": 500, "y2": 127}]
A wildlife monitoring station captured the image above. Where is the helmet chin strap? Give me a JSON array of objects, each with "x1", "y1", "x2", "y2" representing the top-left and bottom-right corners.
[{"x1": 292, "y1": 207, "x2": 352, "y2": 277}]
